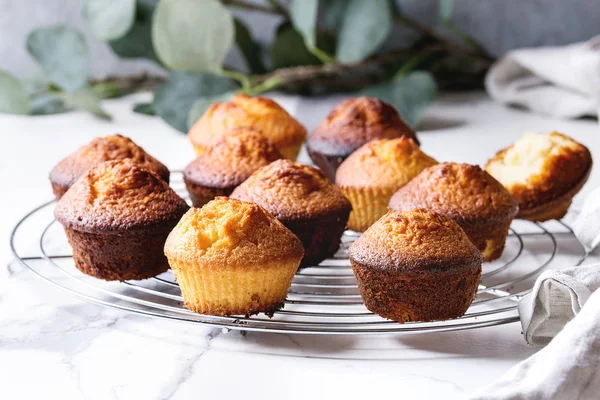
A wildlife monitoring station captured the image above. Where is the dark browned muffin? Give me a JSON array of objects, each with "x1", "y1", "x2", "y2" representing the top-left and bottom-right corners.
[
  {"x1": 55, "y1": 160, "x2": 188, "y2": 281},
  {"x1": 49, "y1": 134, "x2": 170, "y2": 199},
  {"x1": 307, "y1": 97, "x2": 419, "y2": 181},
  {"x1": 183, "y1": 128, "x2": 283, "y2": 207},
  {"x1": 486, "y1": 132, "x2": 592, "y2": 221},
  {"x1": 388, "y1": 163, "x2": 519, "y2": 261},
  {"x1": 349, "y1": 208, "x2": 483, "y2": 323},
  {"x1": 230, "y1": 159, "x2": 352, "y2": 267}
]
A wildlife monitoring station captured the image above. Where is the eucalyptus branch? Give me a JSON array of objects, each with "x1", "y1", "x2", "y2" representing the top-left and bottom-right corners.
[{"x1": 221, "y1": 0, "x2": 286, "y2": 16}]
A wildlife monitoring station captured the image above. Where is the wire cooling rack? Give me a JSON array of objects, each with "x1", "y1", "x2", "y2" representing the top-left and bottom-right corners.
[{"x1": 10, "y1": 172, "x2": 588, "y2": 335}]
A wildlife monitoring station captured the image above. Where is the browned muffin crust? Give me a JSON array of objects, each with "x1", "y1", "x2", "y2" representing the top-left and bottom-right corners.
[
  {"x1": 485, "y1": 132, "x2": 592, "y2": 221},
  {"x1": 230, "y1": 160, "x2": 352, "y2": 266},
  {"x1": 183, "y1": 128, "x2": 282, "y2": 206},
  {"x1": 388, "y1": 163, "x2": 518, "y2": 261},
  {"x1": 349, "y1": 209, "x2": 483, "y2": 323},
  {"x1": 49, "y1": 134, "x2": 170, "y2": 199},
  {"x1": 307, "y1": 97, "x2": 419, "y2": 180},
  {"x1": 55, "y1": 160, "x2": 188, "y2": 281}
]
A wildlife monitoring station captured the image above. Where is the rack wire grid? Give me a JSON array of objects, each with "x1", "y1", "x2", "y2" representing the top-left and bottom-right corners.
[{"x1": 10, "y1": 171, "x2": 588, "y2": 335}]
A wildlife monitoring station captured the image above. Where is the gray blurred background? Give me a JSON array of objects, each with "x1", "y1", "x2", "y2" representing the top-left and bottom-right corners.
[{"x1": 1, "y1": 0, "x2": 599, "y2": 79}]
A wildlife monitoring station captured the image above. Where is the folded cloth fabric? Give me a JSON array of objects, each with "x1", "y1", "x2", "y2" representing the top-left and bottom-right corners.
[
  {"x1": 485, "y1": 36, "x2": 600, "y2": 118},
  {"x1": 574, "y1": 186, "x2": 600, "y2": 253},
  {"x1": 470, "y1": 285, "x2": 600, "y2": 400}
]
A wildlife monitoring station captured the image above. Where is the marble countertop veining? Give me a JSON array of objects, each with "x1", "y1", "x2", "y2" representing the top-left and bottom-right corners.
[{"x1": 1, "y1": 92, "x2": 598, "y2": 400}]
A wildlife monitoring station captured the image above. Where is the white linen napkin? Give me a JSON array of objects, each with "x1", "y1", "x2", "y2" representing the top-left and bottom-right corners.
[
  {"x1": 485, "y1": 36, "x2": 600, "y2": 118},
  {"x1": 574, "y1": 186, "x2": 600, "y2": 253},
  {"x1": 470, "y1": 285, "x2": 600, "y2": 400}
]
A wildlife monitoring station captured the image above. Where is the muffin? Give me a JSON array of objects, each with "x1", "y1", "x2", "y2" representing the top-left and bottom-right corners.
[
  {"x1": 183, "y1": 128, "x2": 283, "y2": 207},
  {"x1": 49, "y1": 134, "x2": 170, "y2": 199},
  {"x1": 164, "y1": 197, "x2": 304, "y2": 316},
  {"x1": 486, "y1": 132, "x2": 592, "y2": 221},
  {"x1": 389, "y1": 163, "x2": 519, "y2": 261},
  {"x1": 188, "y1": 94, "x2": 306, "y2": 159},
  {"x1": 335, "y1": 138, "x2": 437, "y2": 232},
  {"x1": 55, "y1": 160, "x2": 188, "y2": 281},
  {"x1": 230, "y1": 160, "x2": 352, "y2": 267},
  {"x1": 307, "y1": 97, "x2": 419, "y2": 181},
  {"x1": 349, "y1": 208, "x2": 483, "y2": 323}
]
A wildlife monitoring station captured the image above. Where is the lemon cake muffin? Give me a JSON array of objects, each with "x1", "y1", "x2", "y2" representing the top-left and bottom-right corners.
[
  {"x1": 307, "y1": 97, "x2": 419, "y2": 181},
  {"x1": 486, "y1": 132, "x2": 592, "y2": 221},
  {"x1": 49, "y1": 134, "x2": 170, "y2": 199},
  {"x1": 55, "y1": 160, "x2": 188, "y2": 281},
  {"x1": 335, "y1": 138, "x2": 437, "y2": 232},
  {"x1": 230, "y1": 160, "x2": 352, "y2": 267},
  {"x1": 389, "y1": 163, "x2": 519, "y2": 261},
  {"x1": 164, "y1": 197, "x2": 304, "y2": 316},
  {"x1": 188, "y1": 94, "x2": 306, "y2": 159},
  {"x1": 183, "y1": 128, "x2": 283, "y2": 207},
  {"x1": 349, "y1": 209, "x2": 483, "y2": 323}
]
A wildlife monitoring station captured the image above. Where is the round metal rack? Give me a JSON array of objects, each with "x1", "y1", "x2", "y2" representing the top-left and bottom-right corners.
[{"x1": 10, "y1": 172, "x2": 588, "y2": 335}]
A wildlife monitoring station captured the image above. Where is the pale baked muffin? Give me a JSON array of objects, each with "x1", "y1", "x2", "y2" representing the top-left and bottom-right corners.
[
  {"x1": 349, "y1": 208, "x2": 483, "y2": 323},
  {"x1": 49, "y1": 134, "x2": 169, "y2": 199},
  {"x1": 389, "y1": 163, "x2": 519, "y2": 261},
  {"x1": 335, "y1": 138, "x2": 437, "y2": 232},
  {"x1": 55, "y1": 160, "x2": 188, "y2": 281},
  {"x1": 188, "y1": 94, "x2": 306, "y2": 159},
  {"x1": 307, "y1": 97, "x2": 419, "y2": 181},
  {"x1": 183, "y1": 128, "x2": 283, "y2": 207},
  {"x1": 486, "y1": 132, "x2": 592, "y2": 221},
  {"x1": 164, "y1": 197, "x2": 304, "y2": 316},
  {"x1": 230, "y1": 160, "x2": 352, "y2": 267}
]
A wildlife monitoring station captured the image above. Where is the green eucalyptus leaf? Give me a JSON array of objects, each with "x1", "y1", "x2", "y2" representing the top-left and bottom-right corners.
[
  {"x1": 30, "y1": 94, "x2": 68, "y2": 115},
  {"x1": 109, "y1": 0, "x2": 158, "y2": 60},
  {"x1": 439, "y1": 0, "x2": 453, "y2": 23},
  {"x1": 187, "y1": 91, "x2": 234, "y2": 129},
  {"x1": 153, "y1": 71, "x2": 237, "y2": 132},
  {"x1": 26, "y1": 25, "x2": 90, "y2": 91},
  {"x1": 234, "y1": 19, "x2": 266, "y2": 74},
  {"x1": 290, "y1": 0, "x2": 318, "y2": 50},
  {"x1": 361, "y1": 71, "x2": 437, "y2": 127},
  {"x1": 83, "y1": 0, "x2": 136, "y2": 40},
  {"x1": 133, "y1": 102, "x2": 155, "y2": 115},
  {"x1": 0, "y1": 70, "x2": 30, "y2": 114},
  {"x1": 270, "y1": 25, "x2": 320, "y2": 69},
  {"x1": 59, "y1": 89, "x2": 112, "y2": 120},
  {"x1": 152, "y1": 0, "x2": 234, "y2": 72},
  {"x1": 336, "y1": 0, "x2": 392, "y2": 63}
]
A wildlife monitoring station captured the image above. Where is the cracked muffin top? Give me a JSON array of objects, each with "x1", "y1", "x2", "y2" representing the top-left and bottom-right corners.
[
  {"x1": 349, "y1": 208, "x2": 483, "y2": 273},
  {"x1": 230, "y1": 159, "x2": 351, "y2": 221},
  {"x1": 184, "y1": 128, "x2": 282, "y2": 189},
  {"x1": 389, "y1": 162, "x2": 519, "y2": 228},
  {"x1": 55, "y1": 160, "x2": 187, "y2": 233},
  {"x1": 188, "y1": 94, "x2": 306, "y2": 158},
  {"x1": 164, "y1": 197, "x2": 304, "y2": 267},
  {"x1": 49, "y1": 134, "x2": 170, "y2": 197},
  {"x1": 335, "y1": 138, "x2": 437, "y2": 189},
  {"x1": 307, "y1": 97, "x2": 419, "y2": 156}
]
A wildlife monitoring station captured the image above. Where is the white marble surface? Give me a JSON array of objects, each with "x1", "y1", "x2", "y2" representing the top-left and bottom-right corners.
[{"x1": 1, "y1": 92, "x2": 599, "y2": 399}]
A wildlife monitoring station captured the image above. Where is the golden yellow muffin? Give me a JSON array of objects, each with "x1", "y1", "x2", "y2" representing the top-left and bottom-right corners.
[
  {"x1": 55, "y1": 160, "x2": 188, "y2": 281},
  {"x1": 389, "y1": 163, "x2": 519, "y2": 261},
  {"x1": 486, "y1": 132, "x2": 592, "y2": 221},
  {"x1": 49, "y1": 134, "x2": 169, "y2": 199},
  {"x1": 335, "y1": 138, "x2": 437, "y2": 232},
  {"x1": 230, "y1": 160, "x2": 352, "y2": 267},
  {"x1": 183, "y1": 128, "x2": 283, "y2": 207},
  {"x1": 188, "y1": 94, "x2": 307, "y2": 159},
  {"x1": 307, "y1": 97, "x2": 419, "y2": 181},
  {"x1": 349, "y1": 209, "x2": 483, "y2": 323},
  {"x1": 164, "y1": 197, "x2": 304, "y2": 316}
]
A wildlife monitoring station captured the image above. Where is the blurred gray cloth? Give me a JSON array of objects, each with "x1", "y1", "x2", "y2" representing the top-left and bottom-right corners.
[
  {"x1": 470, "y1": 284, "x2": 600, "y2": 400},
  {"x1": 485, "y1": 36, "x2": 600, "y2": 118},
  {"x1": 574, "y1": 186, "x2": 600, "y2": 253}
]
